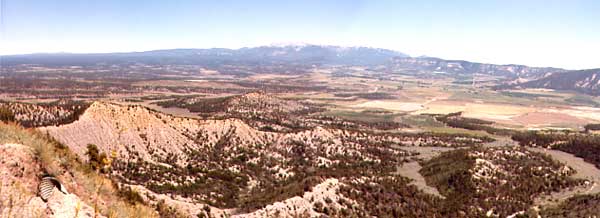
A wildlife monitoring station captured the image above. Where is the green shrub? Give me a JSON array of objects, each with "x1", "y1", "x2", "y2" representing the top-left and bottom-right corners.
[
  {"x1": 0, "y1": 107, "x2": 15, "y2": 123},
  {"x1": 584, "y1": 123, "x2": 600, "y2": 132},
  {"x1": 86, "y1": 144, "x2": 109, "y2": 172},
  {"x1": 117, "y1": 186, "x2": 145, "y2": 205}
]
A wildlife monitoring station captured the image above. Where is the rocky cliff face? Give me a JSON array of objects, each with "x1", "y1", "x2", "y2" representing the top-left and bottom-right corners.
[
  {"x1": 40, "y1": 101, "x2": 280, "y2": 165},
  {"x1": 41, "y1": 101, "x2": 210, "y2": 165}
]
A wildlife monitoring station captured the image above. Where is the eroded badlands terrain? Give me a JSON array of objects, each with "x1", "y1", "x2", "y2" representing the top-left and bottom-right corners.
[{"x1": 1, "y1": 92, "x2": 598, "y2": 217}]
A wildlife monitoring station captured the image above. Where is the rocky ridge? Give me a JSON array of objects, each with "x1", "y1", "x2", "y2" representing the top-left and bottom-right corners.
[{"x1": 39, "y1": 100, "x2": 492, "y2": 217}]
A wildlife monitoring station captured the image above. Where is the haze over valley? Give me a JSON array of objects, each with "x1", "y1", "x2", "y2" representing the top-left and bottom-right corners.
[{"x1": 2, "y1": 1, "x2": 600, "y2": 217}]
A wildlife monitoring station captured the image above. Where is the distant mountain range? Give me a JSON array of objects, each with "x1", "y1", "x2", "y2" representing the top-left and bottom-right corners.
[
  {"x1": 503, "y1": 69, "x2": 600, "y2": 95},
  {"x1": 386, "y1": 57, "x2": 600, "y2": 96},
  {"x1": 387, "y1": 56, "x2": 564, "y2": 79},
  {"x1": 1, "y1": 45, "x2": 565, "y2": 78},
  {"x1": 3, "y1": 44, "x2": 600, "y2": 95},
  {"x1": 0, "y1": 45, "x2": 408, "y2": 66}
]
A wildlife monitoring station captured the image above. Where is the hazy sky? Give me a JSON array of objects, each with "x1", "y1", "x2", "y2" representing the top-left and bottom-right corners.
[{"x1": 2, "y1": 0, "x2": 599, "y2": 69}]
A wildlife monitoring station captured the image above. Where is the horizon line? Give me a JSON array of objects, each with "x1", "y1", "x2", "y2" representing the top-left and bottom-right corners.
[
  {"x1": 0, "y1": 43, "x2": 407, "y2": 56},
  {"x1": 1, "y1": 44, "x2": 594, "y2": 70}
]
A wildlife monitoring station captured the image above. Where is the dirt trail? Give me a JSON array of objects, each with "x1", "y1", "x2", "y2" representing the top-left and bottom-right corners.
[
  {"x1": 395, "y1": 161, "x2": 444, "y2": 198},
  {"x1": 527, "y1": 147, "x2": 600, "y2": 206}
]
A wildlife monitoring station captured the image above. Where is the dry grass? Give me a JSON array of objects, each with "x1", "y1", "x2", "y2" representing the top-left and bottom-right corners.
[
  {"x1": 0, "y1": 122, "x2": 158, "y2": 218},
  {"x1": 0, "y1": 180, "x2": 46, "y2": 218}
]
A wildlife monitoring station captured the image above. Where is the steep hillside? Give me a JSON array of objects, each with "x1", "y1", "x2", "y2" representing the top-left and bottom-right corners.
[
  {"x1": 42, "y1": 101, "x2": 219, "y2": 165},
  {"x1": 0, "y1": 122, "x2": 157, "y2": 217},
  {"x1": 508, "y1": 69, "x2": 600, "y2": 95}
]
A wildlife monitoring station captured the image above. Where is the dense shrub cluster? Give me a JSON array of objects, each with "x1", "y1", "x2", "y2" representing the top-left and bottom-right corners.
[
  {"x1": 112, "y1": 123, "x2": 494, "y2": 214},
  {"x1": 420, "y1": 146, "x2": 582, "y2": 217},
  {"x1": 333, "y1": 92, "x2": 395, "y2": 100},
  {"x1": 512, "y1": 131, "x2": 600, "y2": 168},
  {"x1": 0, "y1": 106, "x2": 16, "y2": 122},
  {"x1": 158, "y1": 96, "x2": 233, "y2": 114},
  {"x1": 86, "y1": 144, "x2": 111, "y2": 173},
  {"x1": 0, "y1": 100, "x2": 90, "y2": 127},
  {"x1": 307, "y1": 115, "x2": 409, "y2": 130},
  {"x1": 156, "y1": 92, "x2": 326, "y2": 132},
  {"x1": 433, "y1": 112, "x2": 517, "y2": 136},
  {"x1": 539, "y1": 193, "x2": 600, "y2": 217},
  {"x1": 337, "y1": 175, "x2": 442, "y2": 217},
  {"x1": 584, "y1": 123, "x2": 600, "y2": 132}
]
